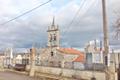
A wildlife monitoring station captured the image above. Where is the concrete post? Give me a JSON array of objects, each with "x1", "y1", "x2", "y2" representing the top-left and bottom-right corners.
[
  {"x1": 61, "y1": 60, "x2": 65, "y2": 68},
  {"x1": 29, "y1": 47, "x2": 36, "y2": 77},
  {"x1": 101, "y1": 0, "x2": 118, "y2": 79},
  {"x1": 59, "y1": 60, "x2": 65, "y2": 77}
]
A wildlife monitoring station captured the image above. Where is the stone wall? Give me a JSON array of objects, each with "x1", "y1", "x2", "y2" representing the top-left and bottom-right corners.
[{"x1": 26, "y1": 65, "x2": 106, "y2": 80}]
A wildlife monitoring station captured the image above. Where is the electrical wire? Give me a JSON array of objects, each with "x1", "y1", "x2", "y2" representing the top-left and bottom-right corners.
[
  {"x1": 62, "y1": 0, "x2": 97, "y2": 47},
  {"x1": 62, "y1": 0, "x2": 87, "y2": 36},
  {"x1": 1, "y1": 0, "x2": 52, "y2": 25},
  {"x1": 64, "y1": 0, "x2": 97, "y2": 36},
  {"x1": 76, "y1": 0, "x2": 97, "y2": 25}
]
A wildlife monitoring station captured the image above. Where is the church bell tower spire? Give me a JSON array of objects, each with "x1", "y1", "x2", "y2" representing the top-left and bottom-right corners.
[
  {"x1": 52, "y1": 16, "x2": 55, "y2": 26},
  {"x1": 47, "y1": 17, "x2": 60, "y2": 48}
]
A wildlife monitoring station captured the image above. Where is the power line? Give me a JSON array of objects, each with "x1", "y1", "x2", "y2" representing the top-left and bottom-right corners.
[
  {"x1": 63, "y1": 0, "x2": 97, "y2": 36},
  {"x1": 1, "y1": 0, "x2": 52, "y2": 25},
  {"x1": 62, "y1": 0, "x2": 97, "y2": 47},
  {"x1": 60, "y1": 0, "x2": 87, "y2": 47},
  {"x1": 62, "y1": 0, "x2": 87, "y2": 36},
  {"x1": 62, "y1": 0, "x2": 86, "y2": 36},
  {"x1": 74, "y1": 0, "x2": 97, "y2": 27}
]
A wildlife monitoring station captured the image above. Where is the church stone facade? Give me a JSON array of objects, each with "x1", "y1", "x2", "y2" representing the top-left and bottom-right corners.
[{"x1": 39, "y1": 17, "x2": 85, "y2": 69}]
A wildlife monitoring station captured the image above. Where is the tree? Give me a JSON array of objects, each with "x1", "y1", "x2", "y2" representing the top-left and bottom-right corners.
[{"x1": 114, "y1": 18, "x2": 120, "y2": 40}]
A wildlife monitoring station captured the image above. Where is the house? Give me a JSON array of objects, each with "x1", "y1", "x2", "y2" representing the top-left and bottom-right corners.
[
  {"x1": 85, "y1": 41, "x2": 103, "y2": 64},
  {"x1": 57, "y1": 48, "x2": 85, "y2": 69},
  {"x1": 110, "y1": 49, "x2": 120, "y2": 70},
  {"x1": 85, "y1": 40, "x2": 120, "y2": 71},
  {"x1": 0, "y1": 53, "x2": 5, "y2": 68},
  {"x1": 84, "y1": 41, "x2": 105, "y2": 70},
  {"x1": 4, "y1": 48, "x2": 13, "y2": 67},
  {"x1": 13, "y1": 53, "x2": 30, "y2": 65}
]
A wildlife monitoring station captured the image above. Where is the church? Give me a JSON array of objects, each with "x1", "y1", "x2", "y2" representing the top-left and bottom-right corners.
[{"x1": 39, "y1": 17, "x2": 85, "y2": 69}]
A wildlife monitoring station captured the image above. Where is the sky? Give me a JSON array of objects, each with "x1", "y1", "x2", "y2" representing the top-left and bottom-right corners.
[{"x1": 0, "y1": 0, "x2": 120, "y2": 50}]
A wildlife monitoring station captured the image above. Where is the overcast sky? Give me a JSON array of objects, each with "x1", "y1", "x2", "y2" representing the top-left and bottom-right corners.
[{"x1": 0, "y1": 0, "x2": 120, "y2": 50}]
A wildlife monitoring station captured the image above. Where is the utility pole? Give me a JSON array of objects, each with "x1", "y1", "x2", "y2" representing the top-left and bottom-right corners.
[
  {"x1": 102, "y1": 0, "x2": 110, "y2": 80},
  {"x1": 102, "y1": 0, "x2": 117, "y2": 80},
  {"x1": 102, "y1": 0, "x2": 109, "y2": 66}
]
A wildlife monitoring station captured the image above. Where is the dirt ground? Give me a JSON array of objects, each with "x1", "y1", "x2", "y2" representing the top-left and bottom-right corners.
[{"x1": 0, "y1": 71, "x2": 42, "y2": 80}]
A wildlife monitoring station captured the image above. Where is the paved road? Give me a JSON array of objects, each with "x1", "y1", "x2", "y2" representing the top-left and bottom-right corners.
[{"x1": 0, "y1": 71, "x2": 42, "y2": 80}]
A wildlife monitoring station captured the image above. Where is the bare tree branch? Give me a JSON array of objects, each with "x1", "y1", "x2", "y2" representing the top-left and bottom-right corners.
[{"x1": 114, "y1": 18, "x2": 120, "y2": 40}]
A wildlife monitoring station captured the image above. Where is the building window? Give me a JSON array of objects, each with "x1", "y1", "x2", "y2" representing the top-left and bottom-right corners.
[
  {"x1": 105, "y1": 56, "x2": 108, "y2": 66},
  {"x1": 50, "y1": 34, "x2": 52, "y2": 42},
  {"x1": 53, "y1": 34, "x2": 56, "y2": 41},
  {"x1": 51, "y1": 51, "x2": 54, "y2": 56}
]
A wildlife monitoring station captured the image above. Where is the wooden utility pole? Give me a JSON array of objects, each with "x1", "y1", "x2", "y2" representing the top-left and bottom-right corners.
[{"x1": 29, "y1": 47, "x2": 36, "y2": 77}]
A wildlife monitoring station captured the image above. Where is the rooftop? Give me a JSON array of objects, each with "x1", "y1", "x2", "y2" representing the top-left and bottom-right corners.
[{"x1": 57, "y1": 48, "x2": 85, "y2": 62}]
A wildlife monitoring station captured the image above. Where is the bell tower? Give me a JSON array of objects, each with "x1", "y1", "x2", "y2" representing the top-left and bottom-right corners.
[{"x1": 47, "y1": 17, "x2": 60, "y2": 48}]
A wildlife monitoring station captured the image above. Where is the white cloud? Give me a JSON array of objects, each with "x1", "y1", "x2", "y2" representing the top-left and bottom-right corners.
[{"x1": 0, "y1": 0, "x2": 119, "y2": 49}]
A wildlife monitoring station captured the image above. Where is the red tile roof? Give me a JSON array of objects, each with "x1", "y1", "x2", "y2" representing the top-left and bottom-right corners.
[
  {"x1": 74, "y1": 55, "x2": 85, "y2": 62},
  {"x1": 57, "y1": 48, "x2": 85, "y2": 63}
]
